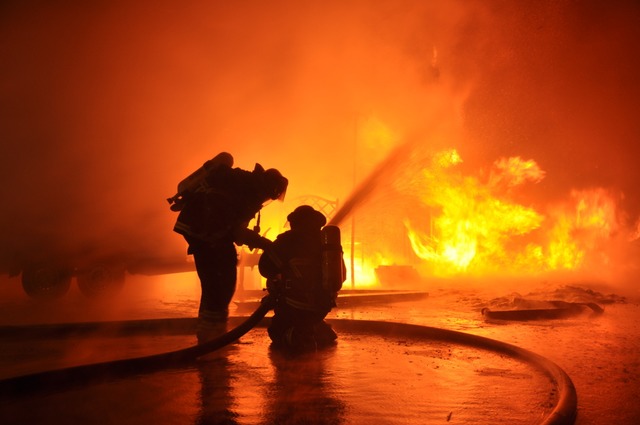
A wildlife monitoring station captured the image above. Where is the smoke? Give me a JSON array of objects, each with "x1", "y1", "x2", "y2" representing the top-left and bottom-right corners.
[
  {"x1": 459, "y1": 1, "x2": 640, "y2": 211},
  {"x1": 1, "y1": 1, "x2": 639, "y2": 283}
]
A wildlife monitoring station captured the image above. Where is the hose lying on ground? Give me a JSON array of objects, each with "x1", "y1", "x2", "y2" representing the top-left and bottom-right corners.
[
  {"x1": 0, "y1": 309, "x2": 577, "y2": 425},
  {"x1": 482, "y1": 301, "x2": 604, "y2": 321},
  {"x1": 328, "y1": 319, "x2": 578, "y2": 425},
  {"x1": 0, "y1": 295, "x2": 274, "y2": 400}
]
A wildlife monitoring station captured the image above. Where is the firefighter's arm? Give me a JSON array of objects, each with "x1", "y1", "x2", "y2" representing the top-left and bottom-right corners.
[{"x1": 233, "y1": 226, "x2": 272, "y2": 251}]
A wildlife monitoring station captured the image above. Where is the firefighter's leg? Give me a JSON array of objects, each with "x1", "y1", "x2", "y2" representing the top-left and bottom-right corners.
[
  {"x1": 267, "y1": 308, "x2": 290, "y2": 347},
  {"x1": 192, "y1": 242, "x2": 238, "y2": 343},
  {"x1": 196, "y1": 310, "x2": 229, "y2": 344},
  {"x1": 269, "y1": 307, "x2": 319, "y2": 352}
]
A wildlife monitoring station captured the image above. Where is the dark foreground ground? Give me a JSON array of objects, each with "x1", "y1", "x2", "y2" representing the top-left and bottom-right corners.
[{"x1": 0, "y1": 273, "x2": 638, "y2": 424}]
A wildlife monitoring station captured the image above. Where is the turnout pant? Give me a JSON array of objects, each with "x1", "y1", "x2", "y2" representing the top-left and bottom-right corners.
[{"x1": 190, "y1": 240, "x2": 239, "y2": 321}]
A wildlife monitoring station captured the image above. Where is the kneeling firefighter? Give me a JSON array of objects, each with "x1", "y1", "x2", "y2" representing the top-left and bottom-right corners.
[
  {"x1": 258, "y1": 205, "x2": 346, "y2": 352},
  {"x1": 169, "y1": 152, "x2": 288, "y2": 343}
]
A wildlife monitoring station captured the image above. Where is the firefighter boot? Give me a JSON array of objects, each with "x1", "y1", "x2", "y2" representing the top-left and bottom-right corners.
[
  {"x1": 314, "y1": 320, "x2": 338, "y2": 348},
  {"x1": 283, "y1": 326, "x2": 318, "y2": 353},
  {"x1": 196, "y1": 309, "x2": 229, "y2": 344}
]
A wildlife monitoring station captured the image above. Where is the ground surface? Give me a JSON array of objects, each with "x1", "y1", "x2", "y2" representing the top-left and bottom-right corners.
[{"x1": 0, "y1": 273, "x2": 638, "y2": 424}]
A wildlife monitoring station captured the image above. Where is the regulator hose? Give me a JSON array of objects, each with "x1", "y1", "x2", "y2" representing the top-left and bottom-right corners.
[{"x1": 0, "y1": 295, "x2": 275, "y2": 400}]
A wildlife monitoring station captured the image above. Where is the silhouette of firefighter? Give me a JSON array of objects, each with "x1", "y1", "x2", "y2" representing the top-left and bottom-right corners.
[
  {"x1": 169, "y1": 152, "x2": 288, "y2": 342},
  {"x1": 259, "y1": 205, "x2": 346, "y2": 352}
]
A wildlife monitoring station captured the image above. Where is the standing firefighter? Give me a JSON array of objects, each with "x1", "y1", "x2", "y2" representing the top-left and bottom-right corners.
[
  {"x1": 259, "y1": 205, "x2": 346, "y2": 352},
  {"x1": 168, "y1": 152, "x2": 288, "y2": 343}
]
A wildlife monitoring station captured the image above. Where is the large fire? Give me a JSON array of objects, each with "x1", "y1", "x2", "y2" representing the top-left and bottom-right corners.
[
  {"x1": 314, "y1": 112, "x2": 632, "y2": 290},
  {"x1": 247, "y1": 134, "x2": 630, "y2": 290},
  {"x1": 397, "y1": 148, "x2": 623, "y2": 281},
  {"x1": 247, "y1": 126, "x2": 630, "y2": 290},
  {"x1": 406, "y1": 149, "x2": 544, "y2": 275}
]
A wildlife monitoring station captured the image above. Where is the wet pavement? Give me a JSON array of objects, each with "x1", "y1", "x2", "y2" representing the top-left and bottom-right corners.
[{"x1": 0, "y1": 273, "x2": 639, "y2": 424}]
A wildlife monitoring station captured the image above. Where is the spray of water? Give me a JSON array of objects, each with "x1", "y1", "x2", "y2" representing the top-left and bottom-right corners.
[{"x1": 328, "y1": 136, "x2": 420, "y2": 227}]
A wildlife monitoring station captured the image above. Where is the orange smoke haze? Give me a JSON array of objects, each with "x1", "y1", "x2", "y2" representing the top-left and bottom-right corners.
[{"x1": 1, "y1": 1, "x2": 639, "y2": 286}]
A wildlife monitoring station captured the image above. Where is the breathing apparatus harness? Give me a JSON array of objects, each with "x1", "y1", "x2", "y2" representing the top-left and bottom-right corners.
[
  {"x1": 265, "y1": 225, "x2": 344, "y2": 312},
  {"x1": 167, "y1": 152, "x2": 234, "y2": 212}
]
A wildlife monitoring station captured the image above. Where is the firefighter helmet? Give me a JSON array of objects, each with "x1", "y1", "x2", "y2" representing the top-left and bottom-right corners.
[
  {"x1": 263, "y1": 168, "x2": 288, "y2": 201},
  {"x1": 287, "y1": 205, "x2": 326, "y2": 229}
]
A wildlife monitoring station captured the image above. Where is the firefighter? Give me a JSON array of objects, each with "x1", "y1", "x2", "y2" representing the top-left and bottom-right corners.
[
  {"x1": 258, "y1": 205, "x2": 346, "y2": 352},
  {"x1": 171, "y1": 152, "x2": 288, "y2": 343}
]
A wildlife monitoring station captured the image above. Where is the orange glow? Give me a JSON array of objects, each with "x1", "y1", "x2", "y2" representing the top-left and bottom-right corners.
[
  {"x1": 344, "y1": 249, "x2": 390, "y2": 288},
  {"x1": 2, "y1": 0, "x2": 640, "y2": 296}
]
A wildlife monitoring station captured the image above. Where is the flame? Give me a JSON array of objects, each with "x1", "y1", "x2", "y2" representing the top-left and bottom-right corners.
[
  {"x1": 249, "y1": 142, "x2": 627, "y2": 289},
  {"x1": 342, "y1": 246, "x2": 381, "y2": 288},
  {"x1": 488, "y1": 157, "x2": 545, "y2": 189},
  {"x1": 544, "y1": 188, "x2": 620, "y2": 271},
  {"x1": 403, "y1": 149, "x2": 622, "y2": 278}
]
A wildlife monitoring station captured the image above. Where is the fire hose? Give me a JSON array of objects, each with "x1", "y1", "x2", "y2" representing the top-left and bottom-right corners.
[
  {"x1": 0, "y1": 312, "x2": 578, "y2": 425},
  {"x1": 327, "y1": 319, "x2": 577, "y2": 425},
  {"x1": 0, "y1": 222, "x2": 347, "y2": 399},
  {"x1": 0, "y1": 277, "x2": 580, "y2": 421},
  {"x1": 0, "y1": 294, "x2": 275, "y2": 400}
]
